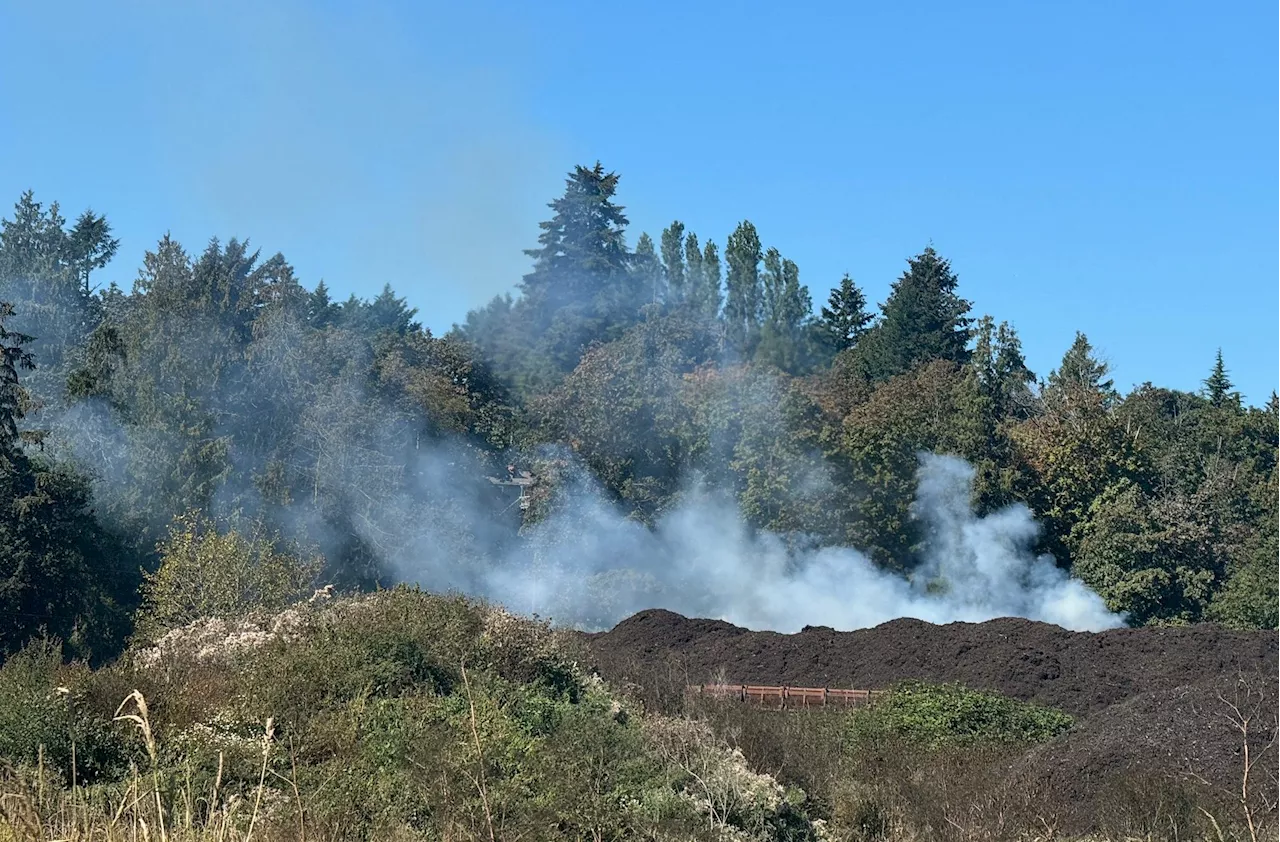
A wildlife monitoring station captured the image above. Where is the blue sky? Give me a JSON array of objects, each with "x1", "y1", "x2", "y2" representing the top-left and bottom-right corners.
[{"x1": 2, "y1": 0, "x2": 1276, "y2": 403}]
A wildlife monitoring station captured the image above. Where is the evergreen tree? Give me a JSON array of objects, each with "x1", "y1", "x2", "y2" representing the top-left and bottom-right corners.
[
  {"x1": 367, "y1": 283, "x2": 421, "y2": 335},
  {"x1": 818, "y1": 273, "x2": 872, "y2": 353},
  {"x1": 723, "y1": 221, "x2": 762, "y2": 353},
  {"x1": 970, "y1": 316, "x2": 1036, "y2": 421},
  {"x1": 517, "y1": 162, "x2": 639, "y2": 379},
  {"x1": 0, "y1": 301, "x2": 35, "y2": 450},
  {"x1": 1203, "y1": 349, "x2": 1236, "y2": 408},
  {"x1": 860, "y1": 247, "x2": 972, "y2": 381},
  {"x1": 308, "y1": 280, "x2": 337, "y2": 328},
  {"x1": 0, "y1": 192, "x2": 92, "y2": 390},
  {"x1": 67, "y1": 209, "x2": 120, "y2": 295},
  {"x1": 993, "y1": 321, "x2": 1036, "y2": 419},
  {"x1": 1046, "y1": 332, "x2": 1116, "y2": 410},
  {"x1": 521, "y1": 162, "x2": 634, "y2": 316},
  {"x1": 659, "y1": 221, "x2": 686, "y2": 306}
]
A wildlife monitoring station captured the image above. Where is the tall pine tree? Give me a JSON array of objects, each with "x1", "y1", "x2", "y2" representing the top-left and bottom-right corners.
[
  {"x1": 860, "y1": 246, "x2": 972, "y2": 381},
  {"x1": 1203, "y1": 349, "x2": 1236, "y2": 408},
  {"x1": 818, "y1": 273, "x2": 872, "y2": 354},
  {"x1": 511, "y1": 162, "x2": 640, "y2": 384}
]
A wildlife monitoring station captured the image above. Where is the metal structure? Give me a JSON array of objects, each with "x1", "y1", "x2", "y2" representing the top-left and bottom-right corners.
[
  {"x1": 488, "y1": 465, "x2": 536, "y2": 511},
  {"x1": 689, "y1": 684, "x2": 889, "y2": 710}
]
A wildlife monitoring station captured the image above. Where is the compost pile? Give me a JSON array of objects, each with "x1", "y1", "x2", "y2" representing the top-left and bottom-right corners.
[{"x1": 584, "y1": 609, "x2": 1279, "y2": 827}]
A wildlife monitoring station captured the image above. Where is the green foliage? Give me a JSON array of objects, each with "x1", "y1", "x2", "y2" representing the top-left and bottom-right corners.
[
  {"x1": 724, "y1": 220, "x2": 764, "y2": 354},
  {"x1": 856, "y1": 247, "x2": 973, "y2": 382},
  {"x1": 817, "y1": 273, "x2": 872, "y2": 356},
  {"x1": 848, "y1": 681, "x2": 1074, "y2": 749},
  {"x1": 0, "y1": 639, "x2": 135, "y2": 783},
  {"x1": 0, "y1": 169, "x2": 1276, "y2": 678},
  {"x1": 1203, "y1": 348, "x2": 1237, "y2": 409},
  {"x1": 135, "y1": 512, "x2": 322, "y2": 642},
  {"x1": 4, "y1": 590, "x2": 820, "y2": 839}
]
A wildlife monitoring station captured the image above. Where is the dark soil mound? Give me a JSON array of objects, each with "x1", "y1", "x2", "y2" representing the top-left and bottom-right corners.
[
  {"x1": 583, "y1": 609, "x2": 1278, "y2": 832},
  {"x1": 585, "y1": 609, "x2": 1277, "y2": 717},
  {"x1": 1014, "y1": 678, "x2": 1278, "y2": 830}
]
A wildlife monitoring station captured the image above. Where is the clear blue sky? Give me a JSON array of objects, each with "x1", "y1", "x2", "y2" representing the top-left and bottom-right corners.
[{"x1": 2, "y1": 0, "x2": 1276, "y2": 403}]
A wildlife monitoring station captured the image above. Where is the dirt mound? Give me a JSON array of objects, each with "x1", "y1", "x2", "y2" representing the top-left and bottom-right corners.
[
  {"x1": 585, "y1": 609, "x2": 1277, "y2": 717},
  {"x1": 583, "y1": 609, "x2": 1278, "y2": 833},
  {"x1": 1014, "y1": 678, "x2": 1278, "y2": 828}
]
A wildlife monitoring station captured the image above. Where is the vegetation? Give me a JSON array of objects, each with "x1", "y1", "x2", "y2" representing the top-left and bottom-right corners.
[
  {"x1": 846, "y1": 681, "x2": 1074, "y2": 749},
  {"x1": 0, "y1": 165, "x2": 1274, "y2": 837},
  {"x1": 0, "y1": 590, "x2": 819, "y2": 840}
]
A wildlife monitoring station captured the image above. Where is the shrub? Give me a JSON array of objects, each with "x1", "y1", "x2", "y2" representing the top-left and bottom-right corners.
[
  {"x1": 134, "y1": 511, "x2": 322, "y2": 642},
  {"x1": 848, "y1": 681, "x2": 1073, "y2": 749},
  {"x1": 0, "y1": 639, "x2": 135, "y2": 784}
]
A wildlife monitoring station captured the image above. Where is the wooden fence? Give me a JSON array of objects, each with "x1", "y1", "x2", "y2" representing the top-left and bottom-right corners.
[{"x1": 688, "y1": 684, "x2": 889, "y2": 710}]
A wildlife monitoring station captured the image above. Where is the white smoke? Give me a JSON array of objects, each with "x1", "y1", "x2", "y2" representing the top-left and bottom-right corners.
[{"x1": 395, "y1": 451, "x2": 1123, "y2": 634}]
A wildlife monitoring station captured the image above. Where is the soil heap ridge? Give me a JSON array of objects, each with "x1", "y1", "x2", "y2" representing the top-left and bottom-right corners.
[{"x1": 584, "y1": 609, "x2": 1277, "y2": 717}]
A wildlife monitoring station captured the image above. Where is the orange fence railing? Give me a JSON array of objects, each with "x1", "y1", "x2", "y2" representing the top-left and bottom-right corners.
[{"x1": 689, "y1": 684, "x2": 889, "y2": 709}]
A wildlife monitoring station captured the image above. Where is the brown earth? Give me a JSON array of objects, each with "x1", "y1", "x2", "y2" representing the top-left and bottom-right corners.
[
  {"x1": 583, "y1": 609, "x2": 1277, "y2": 717},
  {"x1": 581, "y1": 609, "x2": 1279, "y2": 830}
]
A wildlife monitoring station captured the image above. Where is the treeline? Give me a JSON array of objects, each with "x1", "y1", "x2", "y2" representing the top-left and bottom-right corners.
[{"x1": 0, "y1": 164, "x2": 1275, "y2": 662}]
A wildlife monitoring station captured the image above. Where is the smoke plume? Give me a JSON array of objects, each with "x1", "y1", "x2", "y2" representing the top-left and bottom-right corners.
[{"x1": 451, "y1": 451, "x2": 1123, "y2": 634}]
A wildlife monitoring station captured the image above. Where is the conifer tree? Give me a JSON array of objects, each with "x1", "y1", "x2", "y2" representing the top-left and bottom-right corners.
[
  {"x1": 1203, "y1": 349, "x2": 1236, "y2": 408},
  {"x1": 67, "y1": 209, "x2": 120, "y2": 295},
  {"x1": 818, "y1": 273, "x2": 872, "y2": 352},
  {"x1": 308, "y1": 280, "x2": 337, "y2": 328},
  {"x1": 521, "y1": 162, "x2": 633, "y2": 317},
  {"x1": 1047, "y1": 332, "x2": 1115, "y2": 406},
  {"x1": 516, "y1": 162, "x2": 639, "y2": 378},
  {"x1": 860, "y1": 246, "x2": 972, "y2": 381},
  {"x1": 0, "y1": 300, "x2": 35, "y2": 451}
]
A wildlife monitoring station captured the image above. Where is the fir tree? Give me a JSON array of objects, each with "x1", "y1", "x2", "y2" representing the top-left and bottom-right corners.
[
  {"x1": 67, "y1": 209, "x2": 120, "y2": 295},
  {"x1": 521, "y1": 162, "x2": 634, "y2": 316},
  {"x1": 308, "y1": 280, "x2": 337, "y2": 328},
  {"x1": 517, "y1": 162, "x2": 639, "y2": 378},
  {"x1": 860, "y1": 246, "x2": 973, "y2": 381},
  {"x1": 818, "y1": 273, "x2": 872, "y2": 352},
  {"x1": 1203, "y1": 349, "x2": 1236, "y2": 408}
]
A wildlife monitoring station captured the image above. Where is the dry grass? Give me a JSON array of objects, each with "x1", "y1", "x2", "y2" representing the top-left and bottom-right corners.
[{"x1": 0, "y1": 692, "x2": 295, "y2": 842}]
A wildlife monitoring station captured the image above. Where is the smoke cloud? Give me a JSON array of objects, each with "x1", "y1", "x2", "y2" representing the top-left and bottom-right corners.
[
  {"x1": 35, "y1": 300, "x2": 1122, "y2": 636},
  {"x1": 449, "y1": 451, "x2": 1124, "y2": 634}
]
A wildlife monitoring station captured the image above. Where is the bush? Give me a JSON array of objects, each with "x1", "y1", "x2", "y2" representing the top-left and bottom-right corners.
[
  {"x1": 134, "y1": 511, "x2": 322, "y2": 642},
  {"x1": 848, "y1": 681, "x2": 1073, "y2": 749},
  {"x1": 0, "y1": 639, "x2": 135, "y2": 784}
]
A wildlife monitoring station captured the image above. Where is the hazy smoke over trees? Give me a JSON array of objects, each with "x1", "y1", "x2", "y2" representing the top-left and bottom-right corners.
[{"x1": 0, "y1": 171, "x2": 1274, "y2": 661}]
